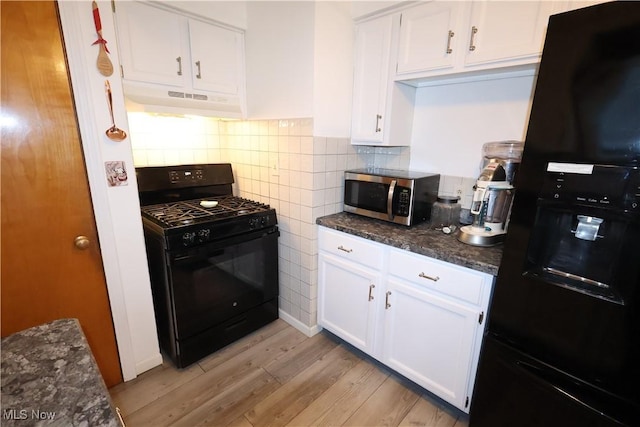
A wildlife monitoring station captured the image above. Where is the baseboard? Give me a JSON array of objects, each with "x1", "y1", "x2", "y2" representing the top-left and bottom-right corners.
[
  {"x1": 133, "y1": 353, "x2": 163, "y2": 379},
  {"x1": 278, "y1": 309, "x2": 323, "y2": 337}
]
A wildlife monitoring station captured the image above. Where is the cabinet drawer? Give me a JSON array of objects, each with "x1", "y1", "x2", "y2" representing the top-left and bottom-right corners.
[
  {"x1": 389, "y1": 249, "x2": 485, "y2": 305},
  {"x1": 319, "y1": 228, "x2": 384, "y2": 270}
]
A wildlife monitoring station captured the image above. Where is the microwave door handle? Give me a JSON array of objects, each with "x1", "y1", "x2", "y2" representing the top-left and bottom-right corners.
[{"x1": 387, "y1": 179, "x2": 397, "y2": 221}]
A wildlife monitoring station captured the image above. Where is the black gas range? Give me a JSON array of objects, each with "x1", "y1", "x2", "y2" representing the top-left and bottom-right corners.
[
  {"x1": 140, "y1": 195, "x2": 278, "y2": 250},
  {"x1": 136, "y1": 163, "x2": 279, "y2": 368}
]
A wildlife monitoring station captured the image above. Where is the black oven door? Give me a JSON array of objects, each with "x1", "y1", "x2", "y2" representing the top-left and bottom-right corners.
[{"x1": 168, "y1": 228, "x2": 279, "y2": 341}]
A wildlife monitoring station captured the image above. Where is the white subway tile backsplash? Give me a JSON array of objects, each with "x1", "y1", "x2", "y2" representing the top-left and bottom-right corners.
[
  {"x1": 313, "y1": 155, "x2": 326, "y2": 172},
  {"x1": 300, "y1": 136, "x2": 313, "y2": 153},
  {"x1": 289, "y1": 136, "x2": 301, "y2": 154},
  {"x1": 289, "y1": 153, "x2": 301, "y2": 171},
  {"x1": 326, "y1": 138, "x2": 338, "y2": 155},
  {"x1": 313, "y1": 137, "x2": 327, "y2": 155},
  {"x1": 300, "y1": 206, "x2": 313, "y2": 224},
  {"x1": 300, "y1": 154, "x2": 313, "y2": 172},
  {"x1": 290, "y1": 203, "x2": 301, "y2": 221},
  {"x1": 299, "y1": 172, "x2": 313, "y2": 191}
]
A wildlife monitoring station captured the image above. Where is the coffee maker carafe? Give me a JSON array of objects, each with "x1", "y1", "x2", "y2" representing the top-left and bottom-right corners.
[{"x1": 458, "y1": 141, "x2": 523, "y2": 247}]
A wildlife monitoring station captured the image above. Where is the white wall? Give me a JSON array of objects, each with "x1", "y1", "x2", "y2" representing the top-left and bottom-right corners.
[
  {"x1": 409, "y1": 75, "x2": 536, "y2": 179},
  {"x1": 245, "y1": 1, "x2": 315, "y2": 119},
  {"x1": 313, "y1": 1, "x2": 354, "y2": 137}
]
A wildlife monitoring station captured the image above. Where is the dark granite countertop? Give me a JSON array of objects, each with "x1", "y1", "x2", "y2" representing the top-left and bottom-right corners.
[
  {"x1": 317, "y1": 212, "x2": 503, "y2": 276},
  {"x1": 1, "y1": 318, "x2": 120, "y2": 427}
]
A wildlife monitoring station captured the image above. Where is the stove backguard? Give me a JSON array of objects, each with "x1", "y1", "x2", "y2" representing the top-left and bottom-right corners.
[{"x1": 136, "y1": 163, "x2": 235, "y2": 206}]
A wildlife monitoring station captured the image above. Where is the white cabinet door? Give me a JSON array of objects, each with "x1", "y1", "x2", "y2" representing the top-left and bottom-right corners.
[
  {"x1": 464, "y1": 1, "x2": 557, "y2": 67},
  {"x1": 382, "y1": 278, "x2": 479, "y2": 411},
  {"x1": 396, "y1": 2, "x2": 465, "y2": 74},
  {"x1": 351, "y1": 16, "x2": 392, "y2": 144},
  {"x1": 318, "y1": 253, "x2": 380, "y2": 354},
  {"x1": 188, "y1": 19, "x2": 244, "y2": 96},
  {"x1": 115, "y1": 1, "x2": 186, "y2": 87}
]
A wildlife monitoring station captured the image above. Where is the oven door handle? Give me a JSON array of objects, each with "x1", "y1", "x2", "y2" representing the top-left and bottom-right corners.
[{"x1": 387, "y1": 179, "x2": 397, "y2": 221}]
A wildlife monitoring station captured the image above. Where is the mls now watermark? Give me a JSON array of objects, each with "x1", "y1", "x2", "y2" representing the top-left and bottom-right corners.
[{"x1": 3, "y1": 409, "x2": 57, "y2": 421}]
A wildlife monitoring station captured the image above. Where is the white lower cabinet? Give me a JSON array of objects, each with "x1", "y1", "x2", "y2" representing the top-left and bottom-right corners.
[
  {"x1": 317, "y1": 226, "x2": 494, "y2": 413},
  {"x1": 318, "y1": 253, "x2": 380, "y2": 354}
]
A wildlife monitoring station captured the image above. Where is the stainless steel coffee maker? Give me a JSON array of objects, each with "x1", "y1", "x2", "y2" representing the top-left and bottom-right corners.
[{"x1": 458, "y1": 141, "x2": 523, "y2": 247}]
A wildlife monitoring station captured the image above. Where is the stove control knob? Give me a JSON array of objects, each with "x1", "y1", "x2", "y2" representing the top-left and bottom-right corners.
[
  {"x1": 182, "y1": 232, "x2": 196, "y2": 245},
  {"x1": 197, "y1": 229, "x2": 211, "y2": 242}
]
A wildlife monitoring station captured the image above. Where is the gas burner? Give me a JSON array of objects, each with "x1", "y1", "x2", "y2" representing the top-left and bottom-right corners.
[{"x1": 141, "y1": 195, "x2": 271, "y2": 229}]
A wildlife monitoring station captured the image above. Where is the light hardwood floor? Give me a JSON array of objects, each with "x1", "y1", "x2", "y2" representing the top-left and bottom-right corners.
[{"x1": 110, "y1": 319, "x2": 470, "y2": 427}]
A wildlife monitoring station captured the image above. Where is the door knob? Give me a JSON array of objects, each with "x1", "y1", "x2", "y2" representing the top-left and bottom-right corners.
[{"x1": 74, "y1": 235, "x2": 90, "y2": 250}]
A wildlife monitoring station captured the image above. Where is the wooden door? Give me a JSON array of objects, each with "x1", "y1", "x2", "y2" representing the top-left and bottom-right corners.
[{"x1": 1, "y1": 1, "x2": 122, "y2": 387}]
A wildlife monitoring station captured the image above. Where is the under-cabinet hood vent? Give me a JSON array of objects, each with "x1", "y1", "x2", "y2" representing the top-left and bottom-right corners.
[{"x1": 122, "y1": 82, "x2": 244, "y2": 119}]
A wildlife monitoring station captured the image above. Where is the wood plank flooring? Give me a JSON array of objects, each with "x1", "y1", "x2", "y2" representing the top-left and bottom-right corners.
[{"x1": 110, "y1": 320, "x2": 470, "y2": 427}]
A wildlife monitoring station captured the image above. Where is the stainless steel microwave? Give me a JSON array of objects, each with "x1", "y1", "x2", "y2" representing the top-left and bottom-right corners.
[{"x1": 343, "y1": 169, "x2": 440, "y2": 226}]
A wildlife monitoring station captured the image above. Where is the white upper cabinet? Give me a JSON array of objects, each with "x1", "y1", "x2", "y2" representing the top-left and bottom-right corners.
[
  {"x1": 394, "y1": 1, "x2": 567, "y2": 83},
  {"x1": 351, "y1": 16, "x2": 393, "y2": 144},
  {"x1": 396, "y1": 2, "x2": 465, "y2": 74},
  {"x1": 351, "y1": 15, "x2": 416, "y2": 146},
  {"x1": 114, "y1": 1, "x2": 245, "y2": 114},
  {"x1": 188, "y1": 19, "x2": 243, "y2": 96},
  {"x1": 464, "y1": 1, "x2": 558, "y2": 67},
  {"x1": 115, "y1": 2, "x2": 186, "y2": 87}
]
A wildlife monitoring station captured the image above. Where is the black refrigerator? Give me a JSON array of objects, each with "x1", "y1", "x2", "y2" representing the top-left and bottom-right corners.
[{"x1": 469, "y1": 3, "x2": 640, "y2": 426}]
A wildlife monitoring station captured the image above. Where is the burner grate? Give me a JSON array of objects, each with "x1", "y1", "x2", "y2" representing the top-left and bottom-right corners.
[{"x1": 141, "y1": 196, "x2": 269, "y2": 228}]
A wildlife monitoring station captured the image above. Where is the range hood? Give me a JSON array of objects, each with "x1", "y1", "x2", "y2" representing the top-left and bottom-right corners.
[{"x1": 122, "y1": 81, "x2": 244, "y2": 118}]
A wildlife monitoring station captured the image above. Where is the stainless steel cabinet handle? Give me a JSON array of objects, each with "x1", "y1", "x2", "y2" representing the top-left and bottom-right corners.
[
  {"x1": 176, "y1": 57, "x2": 182, "y2": 76},
  {"x1": 375, "y1": 114, "x2": 382, "y2": 133},
  {"x1": 368, "y1": 284, "x2": 375, "y2": 301},
  {"x1": 337, "y1": 245, "x2": 353, "y2": 253},
  {"x1": 419, "y1": 272, "x2": 440, "y2": 282},
  {"x1": 469, "y1": 26, "x2": 478, "y2": 51},
  {"x1": 195, "y1": 60, "x2": 202, "y2": 79},
  {"x1": 446, "y1": 30, "x2": 454, "y2": 54},
  {"x1": 385, "y1": 291, "x2": 392, "y2": 309}
]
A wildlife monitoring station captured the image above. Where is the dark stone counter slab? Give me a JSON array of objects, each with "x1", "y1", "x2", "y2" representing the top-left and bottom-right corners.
[
  {"x1": 1, "y1": 318, "x2": 120, "y2": 427},
  {"x1": 317, "y1": 212, "x2": 503, "y2": 276}
]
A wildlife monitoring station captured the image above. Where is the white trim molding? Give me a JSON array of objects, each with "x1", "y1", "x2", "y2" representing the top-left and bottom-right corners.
[{"x1": 58, "y1": 0, "x2": 161, "y2": 381}]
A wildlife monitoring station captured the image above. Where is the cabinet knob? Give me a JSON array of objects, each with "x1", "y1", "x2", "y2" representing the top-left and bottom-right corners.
[
  {"x1": 375, "y1": 114, "x2": 382, "y2": 133},
  {"x1": 337, "y1": 245, "x2": 353, "y2": 253},
  {"x1": 195, "y1": 60, "x2": 202, "y2": 79},
  {"x1": 368, "y1": 284, "x2": 375, "y2": 301},
  {"x1": 385, "y1": 291, "x2": 392, "y2": 309}
]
